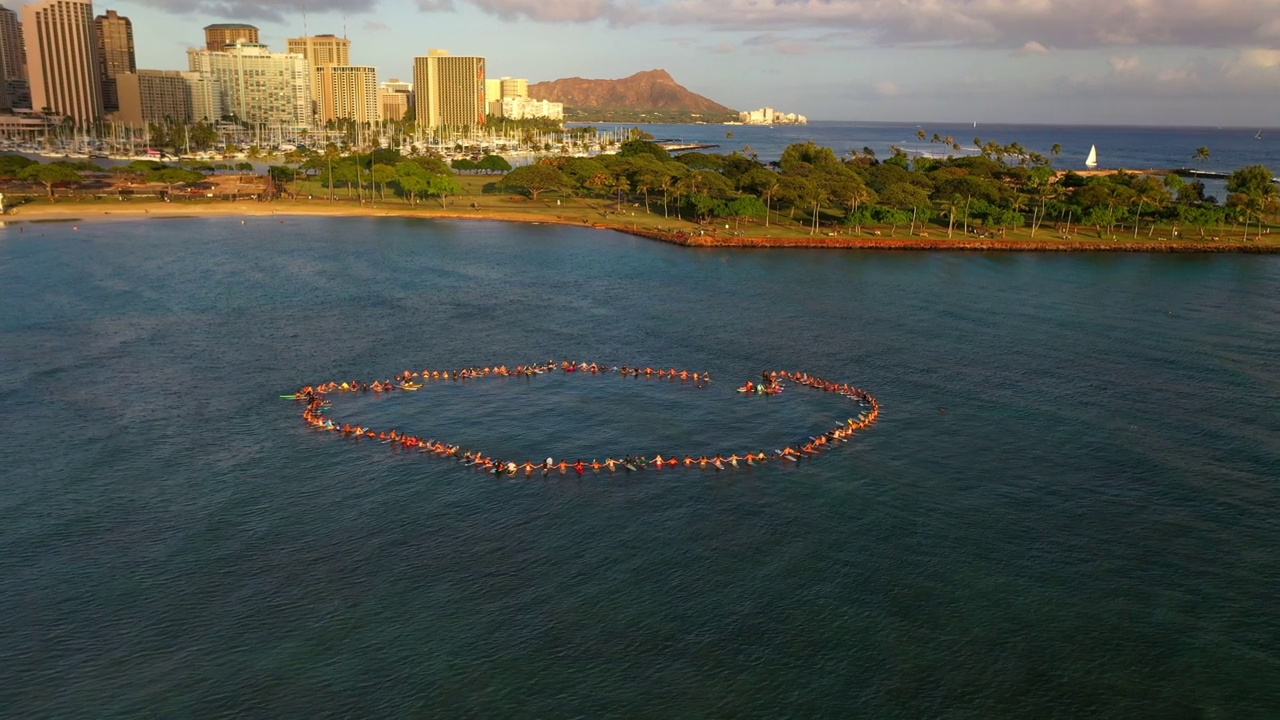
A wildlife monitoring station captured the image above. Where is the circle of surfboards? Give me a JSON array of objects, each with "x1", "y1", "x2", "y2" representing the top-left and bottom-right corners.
[{"x1": 285, "y1": 361, "x2": 880, "y2": 475}]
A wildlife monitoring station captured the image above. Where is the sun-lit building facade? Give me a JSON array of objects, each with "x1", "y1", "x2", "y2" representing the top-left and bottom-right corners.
[
  {"x1": 23, "y1": 0, "x2": 103, "y2": 122},
  {"x1": 413, "y1": 49, "x2": 485, "y2": 129}
]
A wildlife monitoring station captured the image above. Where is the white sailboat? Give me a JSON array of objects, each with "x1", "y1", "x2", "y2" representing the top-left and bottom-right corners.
[{"x1": 1085, "y1": 144, "x2": 1098, "y2": 168}]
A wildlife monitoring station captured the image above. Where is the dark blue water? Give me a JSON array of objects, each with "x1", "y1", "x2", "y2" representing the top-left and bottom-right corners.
[
  {"x1": 601, "y1": 121, "x2": 1280, "y2": 175},
  {"x1": 2, "y1": 217, "x2": 1278, "y2": 718}
]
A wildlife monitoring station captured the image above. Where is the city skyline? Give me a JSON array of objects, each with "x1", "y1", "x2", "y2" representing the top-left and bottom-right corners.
[{"x1": 13, "y1": 0, "x2": 1280, "y2": 127}]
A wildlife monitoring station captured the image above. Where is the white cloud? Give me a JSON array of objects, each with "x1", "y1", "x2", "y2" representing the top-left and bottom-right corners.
[
  {"x1": 424, "y1": 0, "x2": 1280, "y2": 50},
  {"x1": 742, "y1": 33, "x2": 813, "y2": 55},
  {"x1": 1011, "y1": 41, "x2": 1049, "y2": 56},
  {"x1": 874, "y1": 80, "x2": 901, "y2": 96},
  {"x1": 1108, "y1": 55, "x2": 1143, "y2": 74},
  {"x1": 126, "y1": 0, "x2": 376, "y2": 22}
]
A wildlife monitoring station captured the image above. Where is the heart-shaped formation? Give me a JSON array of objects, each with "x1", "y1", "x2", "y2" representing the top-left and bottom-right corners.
[{"x1": 285, "y1": 361, "x2": 880, "y2": 475}]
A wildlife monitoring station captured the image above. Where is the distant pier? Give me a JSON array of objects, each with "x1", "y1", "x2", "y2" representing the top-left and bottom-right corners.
[
  {"x1": 1173, "y1": 167, "x2": 1280, "y2": 183},
  {"x1": 656, "y1": 141, "x2": 720, "y2": 152}
]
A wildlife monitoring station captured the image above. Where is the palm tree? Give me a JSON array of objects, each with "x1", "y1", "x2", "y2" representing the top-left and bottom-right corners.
[
  {"x1": 1194, "y1": 146, "x2": 1211, "y2": 166},
  {"x1": 751, "y1": 172, "x2": 781, "y2": 227},
  {"x1": 1130, "y1": 177, "x2": 1169, "y2": 238},
  {"x1": 939, "y1": 194, "x2": 963, "y2": 238},
  {"x1": 323, "y1": 142, "x2": 340, "y2": 202}
]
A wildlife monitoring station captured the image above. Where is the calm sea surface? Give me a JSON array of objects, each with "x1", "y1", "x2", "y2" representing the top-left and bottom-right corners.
[
  {"x1": 609, "y1": 121, "x2": 1280, "y2": 173},
  {"x1": 2, "y1": 217, "x2": 1278, "y2": 718}
]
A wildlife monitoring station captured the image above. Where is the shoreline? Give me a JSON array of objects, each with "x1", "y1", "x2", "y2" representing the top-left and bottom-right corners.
[{"x1": 5, "y1": 200, "x2": 1278, "y2": 254}]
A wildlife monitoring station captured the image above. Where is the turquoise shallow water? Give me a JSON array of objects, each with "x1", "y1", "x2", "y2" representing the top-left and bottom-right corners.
[{"x1": 2, "y1": 217, "x2": 1278, "y2": 718}]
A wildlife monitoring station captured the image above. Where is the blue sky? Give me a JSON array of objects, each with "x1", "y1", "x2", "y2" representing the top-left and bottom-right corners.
[{"x1": 103, "y1": 0, "x2": 1280, "y2": 126}]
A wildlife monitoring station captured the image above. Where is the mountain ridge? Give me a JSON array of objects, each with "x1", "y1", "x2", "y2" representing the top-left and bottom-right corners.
[{"x1": 528, "y1": 69, "x2": 735, "y2": 115}]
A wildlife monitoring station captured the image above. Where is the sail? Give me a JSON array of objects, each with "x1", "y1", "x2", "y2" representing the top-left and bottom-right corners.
[{"x1": 1085, "y1": 145, "x2": 1098, "y2": 167}]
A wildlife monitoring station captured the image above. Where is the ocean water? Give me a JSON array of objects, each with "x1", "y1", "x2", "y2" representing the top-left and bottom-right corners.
[
  {"x1": 2, "y1": 217, "x2": 1278, "y2": 718},
  {"x1": 603, "y1": 121, "x2": 1280, "y2": 174}
]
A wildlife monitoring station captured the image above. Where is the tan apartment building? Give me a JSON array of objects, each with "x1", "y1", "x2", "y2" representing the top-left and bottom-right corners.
[
  {"x1": 114, "y1": 69, "x2": 191, "y2": 125},
  {"x1": 413, "y1": 49, "x2": 485, "y2": 129},
  {"x1": 23, "y1": 0, "x2": 103, "y2": 122},
  {"x1": 313, "y1": 64, "x2": 378, "y2": 126},
  {"x1": 379, "y1": 88, "x2": 407, "y2": 121},
  {"x1": 286, "y1": 34, "x2": 350, "y2": 67}
]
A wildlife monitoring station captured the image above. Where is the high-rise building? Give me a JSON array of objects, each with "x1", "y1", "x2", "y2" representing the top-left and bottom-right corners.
[
  {"x1": 183, "y1": 71, "x2": 217, "y2": 123},
  {"x1": 379, "y1": 78, "x2": 412, "y2": 122},
  {"x1": 23, "y1": 0, "x2": 103, "y2": 122},
  {"x1": 203, "y1": 23, "x2": 257, "y2": 51},
  {"x1": 313, "y1": 65, "x2": 378, "y2": 125},
  {"x1": 94, "y1": 9, "x2": 131, "y2": 77},
  {"x1": 413, "y1": 49, "x2": 485, "y2": 129},
  {"x1": 379, "y1": 88, "x2": 407, "y2": 121},
  {"x1": 188, "y1": 43, "x2": 311, "y2": 129},
  {"x1": 94, "y1": 9, "x2": 132, "y2": 112},
  {"x1": 287, "y1": 34, "x2": 369, "y2": 126},
  {"x1": 0, "y1": 4, "x2": 26, "y2": 110},
  {"x1": 500, "y1": 77, "x2": 527, "y2": 99},
  {"x1": 286, "y1": 34, "x2": 350, "y2": 67},
  {"x1": 113, "y1": 69, "x2": 190, "y2": 125},
  {"x1": 380, "y1": 78, "x2": 411, "y2": 94},
  {"x1": 489, "y1": 96, "x2": 562, "y2": 121},
  {"x1": 0, "y1": 4, "x2": 26, "y2": 81},
  {"x1": 485, "y1": 77, "x2": 529, "y2": 106}
]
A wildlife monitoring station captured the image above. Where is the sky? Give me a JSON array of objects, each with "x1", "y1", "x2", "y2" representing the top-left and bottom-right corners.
[{"x1": 95, "y1": 0, "x2": 1280, "y2": 126}]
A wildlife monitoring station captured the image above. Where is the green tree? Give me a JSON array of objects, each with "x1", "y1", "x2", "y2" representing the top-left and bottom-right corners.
[
  {"x1": 371, "y1": 163, "x2": 396, "y2": 201},
  {"x1": 425, "y1": 173, "x2": 462, "y2": 208},
  {"x1": 394, "y1": 161, "x2": 431, "y2": 204},
  {"x1": 20, "y1": 163, "x2": 82, "y2": 200},
  {"x1": 656, "y1": 161, "x2": 687, "y2": 218},
  {"x1": 1129, "y1": 175, "x2": 1171, "y2": 238},
  {"x1": 477, "y1": 155, "x2": 512, "y2": 174},
  {"x1": 1226, "y1": 165, "x2": 1277, "y2": 198},
  {"x1": 1176, "y1": 180, "x2": 1206, "y2": 205},
  {"x1": 724, "y1": 195, "x2": 766, "y2": 229},
  {"x1": 623, "y1": 155, "x2": 665, "y2": 214},
  {"x1": 739, "y1": 168, "x2": 782, "y2": 227},
  {"x1": 189, "y1": 121, "x2": 218, "y2": 150},
  {"x1": 0, "y1": 154, "x2": 37, "y2": 177},
  {"x1": 779, "y1": 141, "x2": 842, "y2": 172},
  {"x1": 618, "y1": 139, "x2": 670, "y2": 161},
  {"x1": 1225, "y1": 164, "x2": 1279, "y2": 238},
  {"x1": 1024, "y1": 166, "x2": 1058, "y2": 237},
  {"x1": 498, "y1": 164, "x2": 568, "y2": 200},
  {"x1": 322, "y1": 143, "x2": 341, "y2": 202},
  {"x1": 267, "y1": 165, "x2": 297, "y2": 198},
  {"x1": 148, "y1": 167, "x2": 204, "y2": 198}
]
